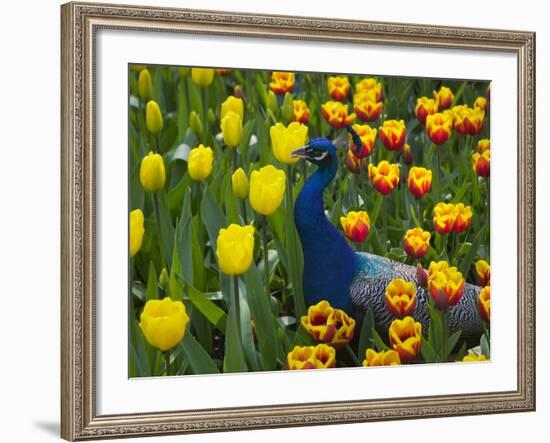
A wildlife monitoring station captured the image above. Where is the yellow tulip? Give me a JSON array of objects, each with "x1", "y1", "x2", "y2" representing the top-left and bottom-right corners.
[
  {"x1": 270, "y1": 122, "x2": 309, "y2": 165},
  {"x1": 138, "y1": 68, "x2": 152, "y2": 101},
  {"x1": 191, "y1": 67, "x2": 215, "y2": 88},
  {"x1": 129, "y1": 209, "x2": 145, "y2": 257},
  {"x1": 216, "y1": 224, "x2": 255, "y2": 275},
  {"x1": 220, "y1": 111, "x2": 243, "y2": 149},
  {"x1": 145, "y1": 100, "x2": 163, "y2": 135},
  {"x1": 249, "y1": 165, "x2": 286, "y2": 215},
  {"x1": 188, "y1": 144, "x2": 213, "y2": 181},
  {"x1": 140, "y1": 151, "x2": 166, "y2": 192},
  {"x1": 462, "y1": 353, "x2": 488, "y2": 362},
  {"x1": 363, "y1": 348, "x2": 401, "y2": 367},
  {"x1": 139, "y1": 297, "x2": 190, "y2": 351},
  {"x1": 231, "y1": 168, "x2": 249, "y2": 199},
  {"x1": 221, "y1": 96, "x2": 244, "y2": 121}
]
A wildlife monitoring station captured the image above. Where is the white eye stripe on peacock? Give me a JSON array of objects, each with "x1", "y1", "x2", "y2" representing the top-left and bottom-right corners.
[{"x1": 306, "y1": 147, "x2": 329, "y2": 161}]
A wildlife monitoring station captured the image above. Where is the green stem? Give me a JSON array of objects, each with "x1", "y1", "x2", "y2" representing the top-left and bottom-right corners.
[
  {"x1": 261, "y1": 216, "x2": 270, "y2": 296},
  {"x1": 164, "y1": 350, "x2": 171, "y2": 376},
  {"x1": 302, "y1": 159, "x2": 308, "y2": 181},
  {"x1": 152, "y1": 193, "x2": 166, "y2": 269},
  {"x1": 233, "y1": 275, "x2": 241, "y2": 338},
  {"x1": 240, "y1": 199, "x2": 248, "y2": 224},
  {"x1": 345, "y1": 344, "x2": 361, "y2": 367},
  {"x1": 441, "y1": 308, "x2": 449, "y2": 362},
  {"x1": 417, "y1": 198, "x2": 423, "y2": 228},
  {"x1": 232, "y1": 148, "x2": 239, "y2": 172}
]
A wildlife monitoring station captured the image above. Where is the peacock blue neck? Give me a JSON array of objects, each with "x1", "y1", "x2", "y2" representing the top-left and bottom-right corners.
[{"x1": 294, "y1": 157, "x2": 359, "y2": 313}]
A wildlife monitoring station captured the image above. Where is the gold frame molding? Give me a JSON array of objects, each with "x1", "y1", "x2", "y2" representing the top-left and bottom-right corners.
[{"x1": 61, "y1": 1, "x2": 536, "y2": 440}]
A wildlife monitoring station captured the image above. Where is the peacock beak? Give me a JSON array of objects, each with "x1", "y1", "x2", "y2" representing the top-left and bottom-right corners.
[{"x1": 291, "y1": 146, "x2": 309, "y2": 159}]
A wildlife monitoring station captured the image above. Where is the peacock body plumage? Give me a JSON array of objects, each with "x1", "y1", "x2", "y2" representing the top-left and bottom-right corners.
[{"x1": 292, "y1": 131, "x2": 482, "y2": 342}]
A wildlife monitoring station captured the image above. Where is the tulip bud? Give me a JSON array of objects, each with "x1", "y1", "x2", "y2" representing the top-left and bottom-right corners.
[
  {"x1": 146, "y1": 100, "x2": 163, "y2": 135},
  {"x1": 220, "y1": 111, "x2": 243, "y2": 149},
  {"x1": 189, "y1": 111, "x2": 203, "y2": 137},
  {"x1": 233, "y1": 85, "x2": 244, "y2": 99},
  {"x1": 191, "y1": 68, "x2": 215, "y2": 88},
  {"x1": 221, "y1": 96, "x2": 244, "y2": 121},
  {"x1": 159, "y1": 267, "x2": 169, "y2": 290},
  {"x1": 207, "y1": 108, "x2": 216, "y2": 125},
  {"x1": 403, "y1": 143, "x2": 413, "y2": 165},
  {"x1": 138, "y1": 68, "x2": 153, "y2": 101},
  {"x1": 267, "y1": 90, "x2": 279, "y2": 116},
  {"x1": 281, "y1": 92, "x2": 294, "y2": 122},
  {"x1": 345, "y1": 150, "x2": 361, "y2": 174},
  {"x1": 140, "y1": 151, "x2": 166, "y2": 192},
  {"x1": 129, "y1": 209, "x2": 145, "y2": 257},
  {"x1": 416, "y1": 263, "x2": 427, "y2": 287},
  {"x1": 231, "y1": 167, "x2": 249, "y2": 199}
]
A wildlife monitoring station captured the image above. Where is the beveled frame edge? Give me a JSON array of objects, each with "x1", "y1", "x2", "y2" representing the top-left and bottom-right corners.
[{"x1": 60, "y1": 1, "x2": 536, "y2": 440}]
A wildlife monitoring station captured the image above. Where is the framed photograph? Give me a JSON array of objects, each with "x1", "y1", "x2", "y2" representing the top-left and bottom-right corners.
[{"x1": 61, "y1": 1, "x2": 536, "y2": 440}]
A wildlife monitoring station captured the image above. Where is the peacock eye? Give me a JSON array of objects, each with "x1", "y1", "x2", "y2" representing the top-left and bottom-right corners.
[{"x1": 308, "y1": 148, "x2": 328, "y2": 161}]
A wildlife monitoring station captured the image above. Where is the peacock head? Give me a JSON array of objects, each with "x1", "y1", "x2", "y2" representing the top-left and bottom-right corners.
[
  {"x1": 291, "y1": 137, "x2": 336, "y2": 168},
  {"x1": 291, "y1": 125, "x2": 363, "y2": 169}
]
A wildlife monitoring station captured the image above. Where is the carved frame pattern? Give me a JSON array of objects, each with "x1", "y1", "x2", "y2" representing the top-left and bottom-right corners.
[{"x1": 61, "y1": 2, "x2": 535, "y2": 440}]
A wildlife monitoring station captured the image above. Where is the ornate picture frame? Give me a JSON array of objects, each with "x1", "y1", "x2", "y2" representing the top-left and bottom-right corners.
[{"x1": 61, "y1": 1, "x2": 535, "y2": 440}]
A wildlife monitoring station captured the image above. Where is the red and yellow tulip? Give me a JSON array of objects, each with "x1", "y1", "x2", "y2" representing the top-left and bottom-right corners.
[
  {"x1": 327, "y1": 76, "x2": 350, "y2": 101},
  {"x1": 472, "y1": 149, "x2": 490, "y2": 177},
  {"x1": 292, "y1": 99, "x2": 310, "y2": 124},
  {"x1": 426, "y1": 111, "x2": 453, "y2": 145},
  {"x1": 345, "y1": 150, "x2": 361, "y2": 174},
  {"x1": 363, "y1": 349, "x2": 401, "y2": 367},
  {"x1": 475, "y1": 259, "x2": 490, "y2": 286},
  {"x1": 403, "y1": 227, "x2": 431, "y2": 259},
  {"x1": 368, "y1": 160, "x2": 400, "y2": 195},
  {"x1": 350, "y1": 124, "x2": 377, "y2": 158},
  {"x1": 385, "y1": 278, "x2": 417, "y2": 318},
  {"x1": 321, "y1": 100, "x2": 356, "y2": 128},
  {"x1": 407, "y1": 166, "x2": 432, "y2": 199},
  {"x1": 340, "y1": 211, "x2": 370, "y2": 243},
  {"x1": 353, "y1": 92, "x2": 383, "y2": 122},
  {"x1": 269, "y1": 71, "x2": 295, "y2": 95},
  {"x1": 355, "y1": 78, "x2": 383, "y2": 101},
  {"x1": 379, "y1": 120, "x2": 406, "y2": 151},
  {"x1": 433, "y1": 86, "x2": 454, "y2": 110},
  {"x1": 454, "y1": 203, "x2": 473, "y2": 233},
  {"x1": 388, "y1": 316, "x2": 422, "y2": 363},
  {"x1": 479, "y1": 286, "x2": 490, "y2": 322},
  {"x1": 427, "y1": 260, "x2": 465, "y2": 310},
  {"x1": 287, "y1": 344, "x2": 336, "y2": 370},
  {"x1": 415, "y1": 97, "x2": 438, "y2": 125},
  {"x1": 301, "y1": 300, "x2": 356, "y2": 350}
]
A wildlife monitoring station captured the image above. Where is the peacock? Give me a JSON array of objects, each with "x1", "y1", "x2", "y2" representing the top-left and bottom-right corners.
[{"x1": 291, "y1": 126, "x2": 483, "y2": 343}]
